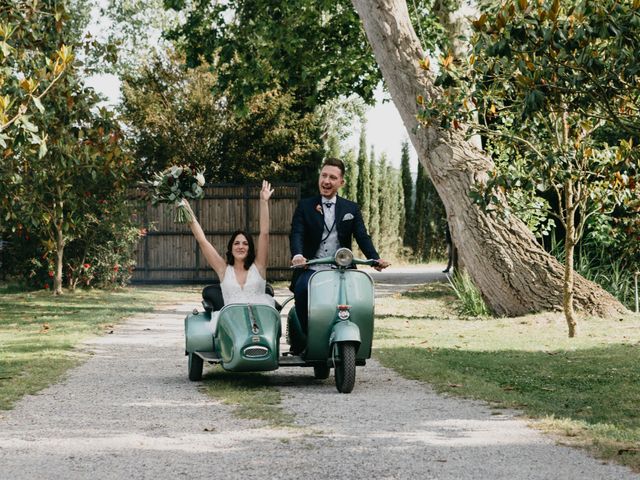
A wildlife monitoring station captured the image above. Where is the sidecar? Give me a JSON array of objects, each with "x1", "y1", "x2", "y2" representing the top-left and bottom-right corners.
[
  {"x1": 184, "y1": 248, "x2": 377, "y2": 393},
  {"x1": 184, "y1": 284, "x2": 281, "y2": 381}
]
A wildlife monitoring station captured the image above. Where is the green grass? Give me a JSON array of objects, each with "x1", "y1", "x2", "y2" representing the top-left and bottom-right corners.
[
  {"x1": 200, "y1": 370, "x2": 295, "y2": 427},
  {"x1": 374, "y1": 283, "x2": 640, "y2": 472},
  {"x1": 0, "y1": 284, "x2": 198, "y2": 410}
]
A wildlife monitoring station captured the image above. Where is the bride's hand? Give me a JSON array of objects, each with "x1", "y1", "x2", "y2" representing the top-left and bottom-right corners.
[
  {"x1": 180, "y1": 198, "x2": 196, "y2": 220},
  {"x1": 260, "y1": 180, "x2": 274, "y2": 201}
]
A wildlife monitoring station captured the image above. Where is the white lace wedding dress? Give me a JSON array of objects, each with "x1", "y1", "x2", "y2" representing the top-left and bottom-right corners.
[{"x1": 209, "y1": 263, "x2": 275, "y2": 333}]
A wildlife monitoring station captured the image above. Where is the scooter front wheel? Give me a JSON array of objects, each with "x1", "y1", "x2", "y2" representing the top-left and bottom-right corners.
[
  {"x1": 334, "y1": 342, "x2": 356, "y2": 393},
  {"x1": 188, "y1": 352, "x2": 203, "y2": 381}
]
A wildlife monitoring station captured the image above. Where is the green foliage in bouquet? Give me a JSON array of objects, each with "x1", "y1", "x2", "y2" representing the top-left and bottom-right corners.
[{"x1": 148, "y1": 165, "x2": 206, "y2": 223}]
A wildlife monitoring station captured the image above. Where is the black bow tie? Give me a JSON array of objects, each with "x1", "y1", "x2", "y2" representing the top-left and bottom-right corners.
[{"x1": 324, "y1": 202, "x2": 333, "y2": 209}]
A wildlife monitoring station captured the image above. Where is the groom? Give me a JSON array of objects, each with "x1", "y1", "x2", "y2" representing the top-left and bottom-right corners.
[{"x1": 289, "y1": 157, "x2": 389, "y2": 335}]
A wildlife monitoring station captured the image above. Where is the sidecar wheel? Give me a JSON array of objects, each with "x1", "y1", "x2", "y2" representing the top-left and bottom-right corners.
[
  {"x1": 313, "y1": 364, "x2": 330, "y2": 380},
  {"x1": 188, "y1": 352, "x2": 203, "y2": 381},
  {"x1": 334, "y1": 343, "x2": 356, "y2": 393}
]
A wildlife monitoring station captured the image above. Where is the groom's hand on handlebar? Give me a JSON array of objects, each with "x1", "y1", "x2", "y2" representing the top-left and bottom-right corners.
[
  {"x1": 291, "y1": 254, "x2": 307, "y2": 268},
  {"x1": 373, "y1": 259, "x2": 390, "y2": 271}
]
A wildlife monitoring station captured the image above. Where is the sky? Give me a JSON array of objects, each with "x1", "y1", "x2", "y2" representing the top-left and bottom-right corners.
[{"x1": 346, "y1": 84, "x2": 419, "y2": 173}]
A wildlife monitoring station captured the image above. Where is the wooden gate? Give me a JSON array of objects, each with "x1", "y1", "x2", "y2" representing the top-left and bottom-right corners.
[{"x1": 132, "y1": 184, "x2": 300, "y2": 283}]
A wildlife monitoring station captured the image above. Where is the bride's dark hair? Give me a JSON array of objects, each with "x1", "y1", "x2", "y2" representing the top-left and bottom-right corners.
[{"x1": 225, "y1": 230, "x2": 255, "y2": 269}]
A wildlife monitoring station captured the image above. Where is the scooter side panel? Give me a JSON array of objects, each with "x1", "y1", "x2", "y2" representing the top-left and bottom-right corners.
[
  {"x1": 306, "y1": 270, "x2": 374, "y2": 361},
  {"x1": 216, "y1": 304, "x2": 280, "y2": 372},
  {"x1": 184, "y1": 311, "x2": 214, "y2": 353}
]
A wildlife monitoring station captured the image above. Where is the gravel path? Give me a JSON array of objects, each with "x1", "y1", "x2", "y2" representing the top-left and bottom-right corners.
[{"x1": 0, "y1": 266, "x2": 637, "y2": 479}]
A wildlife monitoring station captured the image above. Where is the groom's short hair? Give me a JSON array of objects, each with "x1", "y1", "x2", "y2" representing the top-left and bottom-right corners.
[{"x1": 322, "y1": 157, "x2": 345, "y2": 177}]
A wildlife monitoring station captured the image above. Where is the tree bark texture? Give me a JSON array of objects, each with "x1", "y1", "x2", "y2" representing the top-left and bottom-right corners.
[
  {"x1": 351, "y1": 0, "x2": 626, "y2": 317},
  {"x1": 563, "y1": 180, "x2": 578, "y2": 336},
  {"x1": 54, "y1": 223, "x2": 64, "y2": 296}
]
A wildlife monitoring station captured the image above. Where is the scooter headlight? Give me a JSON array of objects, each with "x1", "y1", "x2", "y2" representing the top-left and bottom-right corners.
[{"x1": 335, "y1": 248, "x2": 353, "y2": 267}]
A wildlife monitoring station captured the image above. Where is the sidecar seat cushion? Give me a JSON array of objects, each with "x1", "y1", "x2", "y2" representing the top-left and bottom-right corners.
[{"x1": 202, "y1": 284, "x2": 224, "y2": 312}]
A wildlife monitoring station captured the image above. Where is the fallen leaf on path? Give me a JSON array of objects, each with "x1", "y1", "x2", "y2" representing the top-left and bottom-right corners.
[
  {"x1": 204, "y1": 427, "x2": 216, "y2": 432},
  {"x1": 447, "y1": 383, "x2": 463, "y2": 388}
]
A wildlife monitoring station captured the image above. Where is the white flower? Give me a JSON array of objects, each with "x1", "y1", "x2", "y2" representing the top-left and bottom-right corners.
[{"x1": 196, "y1": 172, "x2": 205, "y2": 186}]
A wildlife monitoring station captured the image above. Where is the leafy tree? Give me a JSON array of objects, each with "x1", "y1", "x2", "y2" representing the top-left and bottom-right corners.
[
  {"x1": 422, "y1": 0, "x2": 638, "y2": 335},
  {"x1": 99, "y1": 0, "x2": 179, "y2": 75},
  {"x1": 120, "y1": 51, "x2": 323, "y2": 187},
  {"x1": 400, "y1": 140, "x2": 414, "y2": 246},
  {"x1": 164, "y1": 0, "x2": 382, "y2": 112},
  {"x1": 5, "y1": 75, "x2": 134, "y2": 294},
  {"x1": 1, "y1": 0, "x2": 138, "y2": 294},
  {"x1": 0, "y1": 1, "x2": 75, "y2": 166},
  {"x1": 355, "y1": 123, "x2": 370, "y2": 226},
  {"x1": 351, "y1": 0, "x2": 626, "y2": 319}
]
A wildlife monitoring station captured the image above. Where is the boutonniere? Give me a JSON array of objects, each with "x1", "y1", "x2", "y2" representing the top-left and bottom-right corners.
[{"x1": 315, "y1": 204, "x2": 323, "y2": 215}]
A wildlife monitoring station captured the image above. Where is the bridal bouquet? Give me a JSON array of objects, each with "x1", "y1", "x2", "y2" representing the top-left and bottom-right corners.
[{"x1": 148, "y1": 165, "x2": 206, "y2": 223}]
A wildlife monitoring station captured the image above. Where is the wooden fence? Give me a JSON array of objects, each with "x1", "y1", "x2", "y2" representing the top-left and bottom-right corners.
[{"x1": 131, "y1": 184, "x2": 300, "y2": 284}]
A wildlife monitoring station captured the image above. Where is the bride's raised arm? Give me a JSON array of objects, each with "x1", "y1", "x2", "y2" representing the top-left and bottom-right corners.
[
  {"x1": 182, "y1": 199, "x2": 227, "y2": 279},
  {"x1": 255, "y1": 180, "x2": 274, "y2": 278}
]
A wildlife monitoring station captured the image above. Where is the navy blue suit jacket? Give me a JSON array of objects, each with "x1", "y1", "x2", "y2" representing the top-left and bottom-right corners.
[{"x1": 290, "y1": 195, "x2": 379, "y2": 263}]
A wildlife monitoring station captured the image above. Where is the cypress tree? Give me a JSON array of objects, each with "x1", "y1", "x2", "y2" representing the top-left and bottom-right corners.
[
  {"x1": 393, "y1": 169, "x2": 405, "y2": 257},
  {"x1": 400, "y1": 141, "x2": 414, "y2": 246},
  {"x1": 342, "y1": 149, "x2": 358, "y2": 201},
  {"x1": 413, "y1": 162, "x2": 428, "y2": 260},
  {"x1": 378, "y1": 154, "x2": 390, "y2": 253},
  {"x1": 326, "y1": 132, "x2": 341, "y2": 159},
  {"x1": 369, "y1": 147, "x2": 380, "y2": 247},
  {"x1": 356, "y1": 122, "x2": 370, "y2": 227}
]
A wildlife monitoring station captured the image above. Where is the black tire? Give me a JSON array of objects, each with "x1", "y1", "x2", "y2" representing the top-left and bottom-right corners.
[
  {"x1": 313, "y1": 364, "x2": 330, "y2": 380},
  {"x1": 188, "y1": 352, "x2": 203, "y2": 381},
  {"x1": 334, "y1": 342, "x2": 356, "y2": 393}
]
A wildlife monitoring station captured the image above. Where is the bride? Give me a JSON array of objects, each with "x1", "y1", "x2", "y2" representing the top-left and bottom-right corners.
[{"x1": 182, "y1": 181, "x2": 275, "y2": 331}]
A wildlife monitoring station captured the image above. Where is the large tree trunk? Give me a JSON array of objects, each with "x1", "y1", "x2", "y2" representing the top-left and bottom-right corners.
[{"x1": 351, "y1": 0, "x2": 626, "y2": 317}]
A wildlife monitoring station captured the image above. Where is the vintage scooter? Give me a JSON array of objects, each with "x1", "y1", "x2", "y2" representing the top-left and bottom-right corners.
[{"x1": 184, "y1": 248, "x2": 378, "y2": 393}]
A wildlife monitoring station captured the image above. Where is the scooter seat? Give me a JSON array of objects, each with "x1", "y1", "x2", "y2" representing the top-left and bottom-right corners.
[{"x1": 201, "y1": 283, "x2": 282, "y2": 312}]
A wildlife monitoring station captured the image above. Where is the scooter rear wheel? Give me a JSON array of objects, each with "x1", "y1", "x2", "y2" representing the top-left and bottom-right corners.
[
  {"x1": 334, "y1": 342, "x2": 356, "y2": 393},
  {"x1": 188, "y1": 352, "x2": 203, "y2": 381}
]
